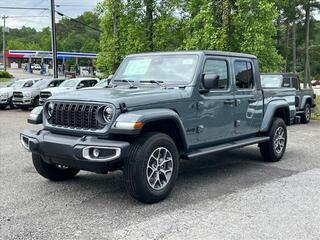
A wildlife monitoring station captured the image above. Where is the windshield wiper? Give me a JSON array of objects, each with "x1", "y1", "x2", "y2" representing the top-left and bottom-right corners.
[
  {"x1": 140, "y1": 80, "x2": 166, "y2": 88},
  {"x1": 113, "y1": 79, "x2": 136, "y2": 88}
]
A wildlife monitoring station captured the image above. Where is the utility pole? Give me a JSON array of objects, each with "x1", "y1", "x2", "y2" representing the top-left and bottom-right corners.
[
  {"x1": 50, "y1": 0, "x2": 58, "y2": 78},
  {"x1": 2, "y1": 16, "x2": 7, "y2": 71}
]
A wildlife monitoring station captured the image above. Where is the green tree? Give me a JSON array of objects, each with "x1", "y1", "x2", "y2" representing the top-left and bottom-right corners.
[{"x1": 232, "y1": 0, "x2": 283, "y2": 72}]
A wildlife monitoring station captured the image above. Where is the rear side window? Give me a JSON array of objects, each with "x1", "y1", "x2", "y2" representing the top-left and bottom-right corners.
[
  {"x1": 282, "y1": 78, "x2": 291, "y2": 87},
  {"x1": 235, "y1": 61, "x2": 254, "y2": 89},
  {"x1": 291, "y1": 78, "x2": 299, "y2": 90},
  {"x1": 203, "y1": 59, "x2": 229, "y2": 90}
]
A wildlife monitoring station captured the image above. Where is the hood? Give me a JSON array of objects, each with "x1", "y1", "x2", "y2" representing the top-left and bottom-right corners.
[
  {"x1": 42, "y1": 87, "x2": 74, "y2": 95},
  {"x1": 0, "y1": 87, "x2": 14, "y2": 94},
  {"x1": 50, "y1": 87, "x2": 190, "y2": 108}
]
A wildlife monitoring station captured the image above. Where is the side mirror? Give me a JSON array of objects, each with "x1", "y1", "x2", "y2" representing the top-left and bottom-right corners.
[
  {"x1": 201, "y1": 74, "x2": 220, "y2": 93},
  {"x1": 77, "y1": 83, "x2": 85, "y2": 89}
]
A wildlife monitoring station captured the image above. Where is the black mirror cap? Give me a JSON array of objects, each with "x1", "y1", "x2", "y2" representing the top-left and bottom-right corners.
[
  {"x1": 202, "y1": 74, "x2": 220, "y2": 90},
  {"x1": 27, "y1": 106, "x2": 43, "y2": 124}
]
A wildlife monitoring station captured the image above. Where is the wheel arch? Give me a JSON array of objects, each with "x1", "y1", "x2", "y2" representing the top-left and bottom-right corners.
[
  {"x1": 260, "y1": 101, "x2": 290, "y2": 132},
  {"x1": 110, "y1": 108, "x2": 189, "y2": 153}
]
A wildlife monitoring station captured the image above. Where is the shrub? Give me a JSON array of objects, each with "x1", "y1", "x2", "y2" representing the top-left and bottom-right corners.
[
  {"x1": 312, "y1": 96, "x2": 320, "y2": 120},
  {"x1": 0, "y1": 71, "x2": 12, "y2": 78}
]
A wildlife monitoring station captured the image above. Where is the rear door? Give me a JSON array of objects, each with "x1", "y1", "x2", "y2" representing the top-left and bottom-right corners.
[
  {"x1": 233, "y1": 59, "x2": 262, "y2": 137},
  {"x1": 197, "y1": 57, "x2": 235, "y2": 145}
]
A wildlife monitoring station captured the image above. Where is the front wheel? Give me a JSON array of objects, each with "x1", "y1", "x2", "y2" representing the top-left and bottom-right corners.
[
  {"x1": 32, "y1": 154, "x2": 80, "y2": 181},
  {"x1": 259, "y1": 118, "x2": 287, "y2": 162},
  {"x1": 124, "y1": 132, "x2": 179, "y2": 203},
  {"x1": 301, "y1": 103, "x2": 311, "y2": 124}
]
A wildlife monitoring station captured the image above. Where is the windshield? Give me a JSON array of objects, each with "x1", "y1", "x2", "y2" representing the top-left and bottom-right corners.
[
  {"x1": 6, "y1": 81, "x2": 17, "y2": 87},
  {"x1": 59, "y1": 79, "x2": 78, "y2": 88},
  {"x1": 32, "y1": 79, "x2": 50, "y2": 88},
  {"x1": 261, "y1": 75, "x2": 283, "y2": 88},
  {"x1": 12, "y1": 80, "x2": 28, "y2": 88},
  {"x1": 113, "y1": 54, "x2": 199, "y2": 85},
  {"x1": 94, "y1": 79, "x2": 108, "y2": 87}
]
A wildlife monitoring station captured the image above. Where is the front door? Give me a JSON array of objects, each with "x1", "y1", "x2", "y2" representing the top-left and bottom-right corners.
[
  {"x1": 198, "y1": 57, "x2": 235, "y2": 146},
  {"x1": 233, "y1": 59, "x2": 262, "y2": 137}
]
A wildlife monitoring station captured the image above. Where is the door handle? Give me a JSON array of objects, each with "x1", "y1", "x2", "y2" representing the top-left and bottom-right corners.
[
  {"x1": 224, "y1": 99, "x2": 234, "y2": 105},
  {"x1": 248, "y1": 98, "x2": 256, "y2": 103}
]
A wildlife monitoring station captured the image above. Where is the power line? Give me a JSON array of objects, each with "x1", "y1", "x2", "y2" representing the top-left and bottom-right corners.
[
  {"x1": 6, "y1": 16, "x2": 49, "y2": 18},
  {"x1": 56, "y1": 11, "x2": 101, "y2": 32},
  {"x1": 0, "y1": 7, "x2": 48, "y2": 10}
]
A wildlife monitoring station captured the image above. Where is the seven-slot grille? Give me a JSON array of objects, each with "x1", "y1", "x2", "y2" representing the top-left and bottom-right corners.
[
  {"x1": 13, "y1": 91, "x2": 23, "y2": 99},
  {"x1": 48, "y1": 103, "x2": 103, "y2": 130},
  {"x1": 40, "y1": 91, "x2": 52, "y2": 101}
]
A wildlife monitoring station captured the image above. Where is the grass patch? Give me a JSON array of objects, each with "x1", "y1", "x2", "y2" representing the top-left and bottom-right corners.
[
  {"x1": 0, "y1": 78, "x2": 10, "y2": 82},
  {"x1": 312, "y1": 96, "x2": 320, "y2": 120}
]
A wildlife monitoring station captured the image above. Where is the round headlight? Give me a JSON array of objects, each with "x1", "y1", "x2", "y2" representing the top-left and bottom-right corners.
[
  {"x1": 47, "y1": 102, "x2": 55, "y2": 118},
  {"x1": 103, "y1": 105, "x2": 114, "y2": 123}
]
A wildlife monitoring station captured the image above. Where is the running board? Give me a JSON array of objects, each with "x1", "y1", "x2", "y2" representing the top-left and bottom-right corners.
[{"x1": 186, "y1": 136, "x2": 270, "y2": 160}]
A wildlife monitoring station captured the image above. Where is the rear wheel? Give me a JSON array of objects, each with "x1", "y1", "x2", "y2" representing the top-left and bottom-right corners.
[
  {"x1": 259, "y1": 118, "x2": 287, "y2": 162},
  {"x1": 301, "y1": 103, "x2": 311, "y2": 124},
  {"x1": 0, "y1": 105, "x2": 6, "y2": 110},
  {"x1": 124, "y1": 132, "x2": 179, "y2": 203},
  {"x1": 32, "y1": 153, "x2": 80, "y2": 181}
]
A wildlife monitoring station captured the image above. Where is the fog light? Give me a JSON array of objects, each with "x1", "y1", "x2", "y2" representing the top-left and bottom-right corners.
[
  {"x1": 93, "y1": 148, "x2": 100, "y2": 158},
  {"x1": 20, "y1": 135, "x2": 30, "y2": 151}
]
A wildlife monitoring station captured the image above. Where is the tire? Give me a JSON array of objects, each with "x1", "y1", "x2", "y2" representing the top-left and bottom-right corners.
[
  {"x1": 259, "y1": 118, "x2": 287, "y2": 162},
  {"x1": 33, "y1": 96, "x2": 40, "y2": 107},
  {"x1": 32, "y1": 153, "x2": 80, "y2": 181},
  {"x1": 124, "y1": 132, "x2": 179, "y2": 203},
  {"x1": 21, "y1": 106, "x2": 30, "y2": 111},
  {"x1": 0, "y1": 105, "x2": 6, "y2": 110},
  {"x1": 301, "y1": 103, "x2": 311, "y2": 124},
  {"x1": 9, "y1": 97, "x2": 15, "y2": 109}
]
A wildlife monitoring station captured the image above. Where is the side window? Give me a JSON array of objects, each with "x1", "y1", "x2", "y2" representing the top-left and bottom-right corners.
[
  {"x1": 203, "y1": 59, "x2": 229, "y2": 90},
  {"x1": 23, "y1": 80, "x2": 33, "y2": 87},
  {"x1": 235, "y1": 61, "x2": 254, "y2": 89},
  {"x1": 282, "y1": 78, "x2": 291, "y2": 87},
  {"x1": 81, "y1": 80, "x2": 92, "y2": 88},
  {"x1": 291, "y1": 78, "x2": 299, "y2": 90},
  {"x1": 91, "y1": 80, "x2": 98, "y2": 86}
]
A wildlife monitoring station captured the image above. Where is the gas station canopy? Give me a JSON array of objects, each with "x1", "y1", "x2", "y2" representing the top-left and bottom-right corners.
[{"x1": 6, "y1": 50, "x2": 97, "y2": 60}]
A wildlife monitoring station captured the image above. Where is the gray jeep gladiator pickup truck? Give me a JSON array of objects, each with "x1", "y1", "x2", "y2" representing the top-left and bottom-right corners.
[
  {"x1": 21, "y1": 51, "x2": 296, "y2": 203},
  {"x1": 261, "y1": 73, "x2": 316, "y2": 123}
]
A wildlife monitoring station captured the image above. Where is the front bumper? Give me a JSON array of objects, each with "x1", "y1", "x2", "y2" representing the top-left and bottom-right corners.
[
  {"x1": 20, "y1": 129, "x2": 130, "y2": 173},
  {"x1": 0, "y1": 97, "x2": 9, "y2": 105},
  {"x1": 13, "y1": 98, "x2": 33, "y2": 106}
]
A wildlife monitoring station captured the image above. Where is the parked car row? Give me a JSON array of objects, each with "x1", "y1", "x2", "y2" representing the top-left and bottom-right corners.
[{"x1": 0, "y1": 77, "x2": 101, "y2": 110}]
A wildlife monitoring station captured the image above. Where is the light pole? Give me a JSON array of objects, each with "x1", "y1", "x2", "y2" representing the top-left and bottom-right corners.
[
  {"x1": 50, "y1": 0, "x2": 58, "y2": 78},
  {"x1": 2, "y1": 16, "x2": 8, "y2": 71}
]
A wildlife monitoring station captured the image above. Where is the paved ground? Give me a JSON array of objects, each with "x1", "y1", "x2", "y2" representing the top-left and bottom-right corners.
[{"x1": 0, "y1": 109, "x2": 320, "y2": 240}]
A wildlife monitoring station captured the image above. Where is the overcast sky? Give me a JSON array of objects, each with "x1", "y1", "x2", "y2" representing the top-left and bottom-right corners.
[
  {"x1": 0, "y1": 0, "x2": 319, "y2": 31},
  {"x1": 0, "y1": 0, "x2": 101, "y2": 30}
]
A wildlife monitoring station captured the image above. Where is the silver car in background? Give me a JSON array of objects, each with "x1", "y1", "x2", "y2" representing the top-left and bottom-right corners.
[
  {"x1": 13, "y1": 78, "x2": 65, "y2": 110},
  {"x1": 39, "y1": 78, "x2": 99, "y2": 104},
  {"x1": 0, "y1": 79, "x2": 41, "y2": 109}
]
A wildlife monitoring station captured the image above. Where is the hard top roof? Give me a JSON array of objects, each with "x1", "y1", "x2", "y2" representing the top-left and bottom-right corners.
[{"x1": 128, "y1": 50, "x2": 257, "y2": 59}]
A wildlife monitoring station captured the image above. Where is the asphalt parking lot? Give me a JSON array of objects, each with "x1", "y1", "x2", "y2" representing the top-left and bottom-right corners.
[{"x1": 0, "y1": 109, "x2": 320, "y2": 240}]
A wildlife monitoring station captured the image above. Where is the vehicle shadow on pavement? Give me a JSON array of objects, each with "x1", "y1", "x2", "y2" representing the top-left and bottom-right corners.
[{"x1": 34, "y1": 146, "x2": 296, "y2": 210}]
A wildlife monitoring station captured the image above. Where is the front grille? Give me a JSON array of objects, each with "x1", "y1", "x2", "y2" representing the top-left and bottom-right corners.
[
  {"x1": 13, "y1": 91, "x2": 23, "y2": 99},
  {"x1": 48, "y1": 103, "x2": 103, "y2": 130},
  {"x1": 40, "y1": 92, "x2": 52, "y2": 100}
]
